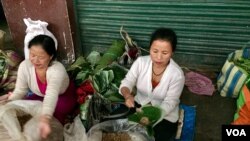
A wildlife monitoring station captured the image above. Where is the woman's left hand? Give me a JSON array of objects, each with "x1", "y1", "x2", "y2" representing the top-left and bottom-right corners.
[{"x1": 39, "y1": 115, "x2": 51, "y2": 139}]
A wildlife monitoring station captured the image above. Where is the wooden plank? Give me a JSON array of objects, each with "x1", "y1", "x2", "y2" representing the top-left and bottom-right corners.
[{"x1": 1, "y1": 0, "x2": 77, "y2": 65}]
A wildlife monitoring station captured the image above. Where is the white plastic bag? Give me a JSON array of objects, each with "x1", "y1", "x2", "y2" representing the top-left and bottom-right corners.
[
  {"x1": 24, "y1": 116, "x2": 63, "y2": 141},
  {"x1": 0, "y1": 100, "x2": 42, "y2": 140},
  {"x1": 87, "y1": 119, "x2": 154, "y2": 141},
  {"x1": 23, "y1": 18, "x2": 58, "y2": 59},
  {"x1": 0, "y1": 100, "x2": 63, "y2": 141},
  {"x1": 64, "y1": 115, "x2": 88, "y2": 141}
]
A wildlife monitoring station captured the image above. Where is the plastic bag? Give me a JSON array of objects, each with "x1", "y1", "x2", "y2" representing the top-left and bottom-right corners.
[
  {"x1": 23, "y1": 18, "x2": 58, "y2": 59},
  {"x1": 64, "y1": 115, "x2": 88, "y2": 141},
  {"x1": 87, "y1": 119, "x2": 154, "y2": 141},
  {"x1": 24, "y1": 116, "x2": 63, "y2": 141},
  {"x1": 0, "y1": 100, "x2": 63, "y2": 141}
]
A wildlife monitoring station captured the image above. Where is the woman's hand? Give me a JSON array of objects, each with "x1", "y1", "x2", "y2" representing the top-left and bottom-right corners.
[
  {"x1": 121, "y1": 87, "x2": 135, "y2": 108},
  {"x1": 0, "y1": 92, "x2": 12, "y2": 104},
  {"x1": 125, "y1": 95, "x2": 135, "y2": 108},
  {"x1": 39, "y1": 115, "x2": 51, "y2": 139}
]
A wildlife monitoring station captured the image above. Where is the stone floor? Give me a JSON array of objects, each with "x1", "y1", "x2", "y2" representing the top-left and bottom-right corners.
[
  {"x1": 0, "y1": 17, "x2": 237, "y2": 141},
  {"x1": 180, "y1": 71, "x2": 236, "y2": 141}
]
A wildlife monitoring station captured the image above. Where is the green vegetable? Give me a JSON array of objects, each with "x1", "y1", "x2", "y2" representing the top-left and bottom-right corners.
[
  {"x1": 234, "y1": 57, "x2": 250, "y2": 74},
  {"x1": 128, "y1": 105, "x2": 162, "y2": 136},
  {"x1": 94, "y1": 40, "x2": 125, "y2": 73}
]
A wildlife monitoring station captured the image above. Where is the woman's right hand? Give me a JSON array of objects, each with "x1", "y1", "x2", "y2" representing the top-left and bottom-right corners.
[
  {"x1": 0, "y1": 92, "x2": 12, "y2": 104},
  {"x1": 39, "y1": 115, "x2": 51, "y2": 139},
  {"x1": 125, "y1": 95, "x2": 135, "y2": 108},
  {"x1": 121, "y1": 87, "x2": 135, "y2": 108}
]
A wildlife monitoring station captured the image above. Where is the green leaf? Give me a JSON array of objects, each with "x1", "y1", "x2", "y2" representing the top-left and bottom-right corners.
[
  {"x1": 94, "y1": 40, "x2": 125, "y2": 73},
  {"x1": 92, "y1": 70, "x2": 115, "y2": 94},
  {"x1": 66, "y1": 56, "x2": 86, "y2": 71},
  {"x1": 86, "y1": 51, "x2": 101, "y2": 66},
  {"x1": 75, "y1": 71, "x2": 90, "y2": 86},
  {"x1": 103, "y1": 92, "x2": 125, "y2": 102}
]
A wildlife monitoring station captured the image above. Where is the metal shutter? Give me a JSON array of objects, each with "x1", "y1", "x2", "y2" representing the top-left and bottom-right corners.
[{"x1": 74, "y1": 0, "x2": 250, "y2": 71}]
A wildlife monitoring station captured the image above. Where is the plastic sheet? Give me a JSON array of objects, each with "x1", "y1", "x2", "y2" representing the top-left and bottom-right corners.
[{"x1": 87, "y1": 119, "x2": 155, "y2": 141}]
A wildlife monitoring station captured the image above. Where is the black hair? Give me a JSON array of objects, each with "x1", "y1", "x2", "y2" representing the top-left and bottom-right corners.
[
  {"x1": 149, "y1": 28, "x2": 177, "y2": 52},
  {"x1": 28, "y1": 34, "x2": 57, "y2": 60}
]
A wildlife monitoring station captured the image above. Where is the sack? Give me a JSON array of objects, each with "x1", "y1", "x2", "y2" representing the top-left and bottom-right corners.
[
  {"x1": 232, "y1": 79, "x2": 250, "y2": 124},
  {"x1": 23, "y1": 18, "x2": 58, "y2": 59},
  {"x1": 87, "y1": 119, "x2": 154, "y2": 141},
  {"x1": 24, "y1": 116, "x2": 64, "y2": 141},
  {"x1": 64, "y1": 115, "x2": 88, "y2": 141},
  {"x1": 0, "y1": 100, "x2": 63, "y2": 141},
  {"x1": 217, "y1": 45, "x2": 250, "y2": 98}
]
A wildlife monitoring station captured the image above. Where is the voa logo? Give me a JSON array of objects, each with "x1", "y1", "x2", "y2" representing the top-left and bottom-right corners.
[{"x1": 226, "y1": 129, "x2": 246, "y2": 136}]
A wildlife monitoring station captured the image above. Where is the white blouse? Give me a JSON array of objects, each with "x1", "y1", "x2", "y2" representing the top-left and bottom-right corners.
[{"x1": 119, "y1": 56, "x2": 185, "y2": 122}]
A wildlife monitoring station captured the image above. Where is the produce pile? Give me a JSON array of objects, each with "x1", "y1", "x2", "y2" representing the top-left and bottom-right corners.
[{"x1": 67, "y1": 40, "x2": 128, "y2": 130}]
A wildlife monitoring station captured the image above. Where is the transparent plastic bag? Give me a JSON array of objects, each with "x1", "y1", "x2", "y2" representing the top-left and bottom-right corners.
[
  {"x1": 0, "y1": 100, "x2": 63, "y2": 141},
  {"x1": 64, "y1": 115, "x2": 88, "y2": 141},
  {"x1": 87, "y1": 119, "x2": 155, "y2": 141},
  {"x1": 24, "y1": 116, "x2": 63, "y2": 141}
]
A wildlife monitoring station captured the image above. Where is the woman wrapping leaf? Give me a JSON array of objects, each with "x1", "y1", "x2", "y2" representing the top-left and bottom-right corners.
[{"x1": 119, "y1": 28, "x2": 185, "y2": 141}]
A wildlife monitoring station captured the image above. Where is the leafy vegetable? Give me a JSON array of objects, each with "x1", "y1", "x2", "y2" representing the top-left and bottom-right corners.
[
  {"x1": 94, "y1": 40, "x2": 125, "y2": 73},
  {"x1": 128, "y1": 105, "x2": 162, "y2": 136}
]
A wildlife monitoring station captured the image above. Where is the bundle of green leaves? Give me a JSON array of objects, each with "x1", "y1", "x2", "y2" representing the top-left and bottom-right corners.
[
  {"x1": 67, "y1": 40, "x2": 127, "y2": 102},
  {"x1": 128, "y1": 105, "x2": 162, "y2": 136}
]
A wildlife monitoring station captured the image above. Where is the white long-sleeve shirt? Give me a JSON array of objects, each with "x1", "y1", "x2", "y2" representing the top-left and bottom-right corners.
[
  {"x1": 8, "y1": 59, "x2": 69, "y2": 116},
  {"x1": 119, "y1": 56, "x2": 185, "y2": 123}
]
